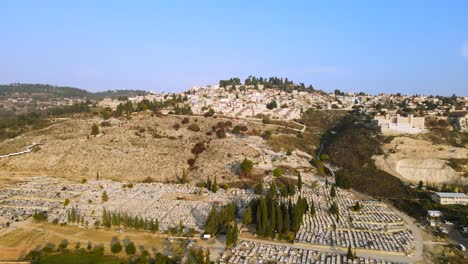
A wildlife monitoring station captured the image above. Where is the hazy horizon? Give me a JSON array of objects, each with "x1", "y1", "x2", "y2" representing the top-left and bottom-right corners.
[{"x1": 1, "y1": 1, "x2": 467, "y2": 96}]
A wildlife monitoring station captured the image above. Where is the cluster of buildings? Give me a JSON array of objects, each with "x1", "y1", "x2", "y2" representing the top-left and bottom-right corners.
[
  {"x1": 96, "y1": 82, "x2": 468, "y2": 133},
  {"x1": 184, "y1": 85, "x2": 328, "y2": 120},
  {"x1": 372, "y1": 114, "x2": 425, "y2": 134}
]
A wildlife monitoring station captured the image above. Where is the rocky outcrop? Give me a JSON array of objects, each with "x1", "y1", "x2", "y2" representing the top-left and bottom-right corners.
[{"x1": 374, "y1": 137, "x2": 468, "y2": 185}]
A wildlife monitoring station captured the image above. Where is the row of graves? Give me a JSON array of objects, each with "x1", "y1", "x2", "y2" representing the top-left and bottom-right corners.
[
  {"x1": 0, "y1": 177, "x2": 255, "y2": 233},
  {"x1": 220, "y1": 240, "x2": 407, "y2": 264},
  {"x1": 292, "y1": 182, "x2": 415, "y2": 255},
  {"x1": 50, "y1": 179, "x2": 254, "y2": 232},
  {"x1": 0, "y1": 177, "x2": 86, "y2": 228}
]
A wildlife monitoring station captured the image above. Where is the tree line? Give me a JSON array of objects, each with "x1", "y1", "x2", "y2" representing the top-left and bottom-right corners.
[
  {"x1": 243, "y1": 187, "x2": 313, "y2": 241},
  {"x1": 101, "y1": 209, "x2": 159, "y2": 232}
]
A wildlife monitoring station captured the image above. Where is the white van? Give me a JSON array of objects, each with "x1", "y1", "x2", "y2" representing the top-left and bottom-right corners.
[{"x1": 458, "y1": 244, "x2": 466, "y2": 251}]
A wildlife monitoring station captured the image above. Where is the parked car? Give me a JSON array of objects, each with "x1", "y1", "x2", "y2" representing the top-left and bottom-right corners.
[{"x1": 457, "y1": 243, "x2": 466, "y2": 251}]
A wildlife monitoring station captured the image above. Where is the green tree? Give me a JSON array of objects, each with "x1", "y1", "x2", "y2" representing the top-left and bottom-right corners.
[
  {"x1": 58, "y1": 239, "x2": 68, "y2": 250},
  {"x1": 124, "y1": 101, "x2": 134, "y2": 115},
  {"x1": 330, "y1": 185, "x2": 336, "y2": 198},
  {"x1": 254, "y1": 182, "x2": 263, "y2": 195},
  {"x1": 111, "y1": 240, "x2": 123, "y2": 255},
  {"x1": 243, "y1": 206, "x2": 253, "y2": 225},
  {"x1": 347, "y1": 245, "x2": 354, "y2": 260},
  {"x1": 91, "y1": 123, "x2": 99, "y2": 136},
  {"x1": 272, "y1": 168, "x2": 282, "y2": 177},
  {"x1": 63, "y1": 198, "x2": 70, "y2": 207},
  {"x1": 212, "y1": 177, "x2": 218, "y2": 193},
  {"x1": 102, "y1": 191, "x2": 109, "y2": 202},
  {"x1": 232, "y1": 222, "x2": 239, "y2": 245},
  {"x1": 297, "y1": 173, "x2": 302, "y2": 191},
  {"x1": 418, "y1": 180, "x2": 424, "y2": 190},
  {"x1": 335, "y1": 172, "x2": 352, "y2": 189},
  {"x1": 240, "y1": 158, "x2": 253, "y2": 177},
  {"x1": 320, "y1": 154, "x2": 329, "y2": 161},
  {"x1": 266, "y1": 100, "x2": 278, "y2": 110},
  {"x1": 125, "y1": 242, "x2": 136, "y2": 255},
  {"x1": 180, "y1": 169, "x2": 188, "y2": 184},
  {"x1": 256, "y1": 197, "x2": 268, "y2": 236},
  {"x1": 261, "y1": 130, "x2": 272, "y2": 140},
  {"x1": 204, "y1": 205, "x2": 219, "y2": 236}
]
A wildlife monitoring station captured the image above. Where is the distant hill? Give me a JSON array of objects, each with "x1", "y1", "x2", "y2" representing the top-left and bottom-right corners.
[{"x1": 0, "y1": 84, "x2": 149, "y2": 100}]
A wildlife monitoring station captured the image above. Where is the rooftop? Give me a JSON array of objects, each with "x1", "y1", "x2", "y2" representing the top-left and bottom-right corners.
[{"x1": 434, "y1": 192, "x2": 468, "y2": 198}]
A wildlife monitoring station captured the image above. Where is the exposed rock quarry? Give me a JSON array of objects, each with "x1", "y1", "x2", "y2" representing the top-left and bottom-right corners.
[{"x1": 374, "y1": 137, "x2": 468, "y2": 185}]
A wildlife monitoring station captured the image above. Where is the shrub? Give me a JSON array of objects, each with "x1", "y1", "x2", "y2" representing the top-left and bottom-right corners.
[
  {"x1": 216, "y1": 128, "x2": 226, "y2": 138},
  {"x1": 272, "y1": 168, "x2": 283, "y2": 177},
  {"x1": 141, "y1": 177, "x2": 154, "y2": 183},
  {"x1": 239, "y1": 158, "x2": 253, "y2": 177},
  {"x1": 216, "y1": 121, "x2": 226, "y2": 128},
  {"x1": 187, "y1": 158, "x2": 196, "y2": 167},
  {"x1": 100, "y1": 121, "x2": 111, "y2": 127},
  {"x1": 181, "y1": 117, "x2": 190, "y2": 124},
  {"x1": 320, "y1": 154, "x2": 329, "y2": 161},
  {"x1": 125, "y1": 242, "x2": 136, "y2": 255},
  {"x1": 102, "y1": 191, "x2": 108, "y2": 202},
  {"x1": 91, "y1": 124, "x2": 99, "y2": 136},
  {"x1": 58, "y1": 239, "x2": 69, "y2": 250},
  {"x1": 254, "y1": 182, "x2": 263, "y2": 194},
  {"x1": 191, "y1": 142, "x2": 206, "y2": 155},
  {"x1": 232, "y1": 125, "x2": 241, "y2": 134},
  {"x1": 335, "y1": 172, "x2": 352, "y2": 189},
  {"x1": 173, "y1": 123, "x2": 181, "y2": 130},
  {"x1": 188, "y1": 123, "x2": 200, "y2": 132},
  {"x1": 261, "y1": 130, "x2": 272, "y2": 140}
]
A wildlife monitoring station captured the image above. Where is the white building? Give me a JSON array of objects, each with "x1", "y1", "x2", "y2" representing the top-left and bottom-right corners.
[
  {"x1": 373, "y1": 114, "x2": 425, "y2": 134},
  {"x1": 431, "y1": 192, "x2": 468, "y2": 205}
]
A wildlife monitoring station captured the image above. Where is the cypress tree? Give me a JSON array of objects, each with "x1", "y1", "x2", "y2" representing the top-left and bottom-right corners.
[
  {"x1": 347, "y1": 245, "x2": 354, "y2": 260},
  {"x1": 330, "y1": 185, "x2": 336, "y2": 198},
  {"x1": 102, "y1": 208, "x2": 107, "y2": 226},
  {"x1": 226, "y1": 225, "x2": 232, "y2": 247},
  {"x1": 256, "y1": 197, "x2": 268, "y2": 236},
  {"x1": 270, "y1": 201, "x2": 276, "y2": 231},
  {"x1": 206, "y1": 176, "x2": 211, "y2": 191},
  {"x1": 275, "y1": 202, "x2": 283, "y2": 233},
  {"x1": 310, "y1": 200, "x2": 316, "y2": 216},
  {"x1": 117, "y1": 212, "x2": 121, "y2": 226},
  {"x1": 212, "y1": 177, "x2": 218, "y2": 193},
  {"x1": 283, "y1": 203, "x2": 290, "y2": 232},
  {"x1": 243, "y1": 206, "x2": 253, "y2": 225},
  {"x1": 233, "y1": 222, "x2": 239, "y2": 244},
  {"x1": 298, "y1": 173, "x2": 302, "y2": 191}
]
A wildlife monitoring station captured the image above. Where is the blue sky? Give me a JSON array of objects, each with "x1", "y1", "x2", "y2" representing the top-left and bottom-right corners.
[{"x1": 1, "y1": 1, "x2": 467, "y2": 96}]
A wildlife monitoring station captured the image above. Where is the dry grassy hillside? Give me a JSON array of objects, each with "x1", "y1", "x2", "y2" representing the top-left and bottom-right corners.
[{"x1": 0, "y1": 112, "x2": 275, "y2": 183}]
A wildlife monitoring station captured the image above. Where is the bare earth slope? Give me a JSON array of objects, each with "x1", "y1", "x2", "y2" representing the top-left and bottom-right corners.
[
  {"x1": 374, "y1": 136, "x2": 468, "y2": 185},
  {"x1": 0, "y1": 112, "x2": 261, "y2": 182}
]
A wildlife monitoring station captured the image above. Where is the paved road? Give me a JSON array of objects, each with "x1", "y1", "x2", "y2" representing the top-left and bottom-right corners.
[{"x1": 390, "y1": 206, "x2": 424, "y2": 262}]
